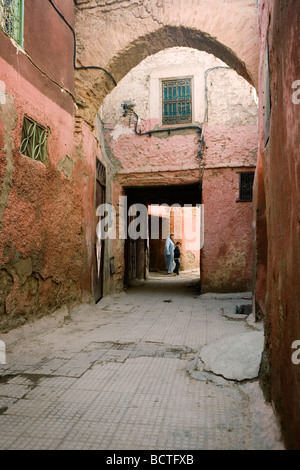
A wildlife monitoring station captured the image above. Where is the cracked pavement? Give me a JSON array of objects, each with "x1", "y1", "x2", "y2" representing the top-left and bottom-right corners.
[{"x1": 0, "y1": 271, "x2": 284, "y2": 450}]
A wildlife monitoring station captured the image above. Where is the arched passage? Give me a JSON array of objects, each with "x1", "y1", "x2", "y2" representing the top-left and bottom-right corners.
[
  {"x1": 96, "y1": 45, "x2": 258, "y2": 295},
  {"x1": 74, "y1": 0, "x2": 259, "y2": 125},
  {"x1": 72, "y1": 0, "x2": 259, "y2": 298}
]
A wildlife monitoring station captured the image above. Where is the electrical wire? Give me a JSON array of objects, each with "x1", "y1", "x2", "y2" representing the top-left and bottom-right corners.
[
  {"x1": 48, "y1": 0, "x2": 117, "y2": 87},
  {"x1": 122, "y1": 66, "x2": 230, "y2": 153},
  {"x1": 121, "y1": 105, "x2": 202, "y2": 137},
  {"x1": 203, "y1": 66, "x2": 230, "y2": 124},
  {"x1": 197, "y1": 66, "x2": 231, "y2": 179}
]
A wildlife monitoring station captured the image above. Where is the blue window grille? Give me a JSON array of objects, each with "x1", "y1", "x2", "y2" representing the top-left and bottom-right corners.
[
  {"x1": 162, "y1": 78, "x2": 192, "y2": 125},
  {"x1": 0, "y1": 0, "x2": 23, "y2": 47}
]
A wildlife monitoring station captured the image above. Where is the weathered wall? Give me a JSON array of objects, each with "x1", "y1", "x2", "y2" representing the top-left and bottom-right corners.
[
  {"x1": 24, "y1": 0, "x2": 75, "y2": 95},
  {"x1": 254, "y1": 0, "x2": 300, "y2": 450},
  {"x1": 201, "y1": 167, "x2": 255, "y2": 293},
  {"x1": 252, "y1": 149, "x2": 268, "y2": 320},
  {"x1": 74, "y1": 0, "x2": 259, "y2": 125},
  {"x1": 0, "y1": 0, "x2": 98, "y2": 330},
  {"x1": 0, "y1": 1, "x2": 260, "y2": 327},
  {"x1": 0, "y1": 0, "x2": 75, "y2": 115},
  {"x1": 99, "y1": 48, "x2": 258, "y2": 290}
]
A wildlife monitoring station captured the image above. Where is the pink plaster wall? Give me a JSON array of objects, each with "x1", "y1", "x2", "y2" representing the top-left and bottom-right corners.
[
  {"x1": 109, "y1": 125, "x2": 200, "y2": 174},
  {"x1": 254, "y1": 0, "x2": 300, "y2": 450},
  {"x1": 148, "y1": 206, "x2": 201, "y2": 272},
  {"x1": 105, "y1": 119, "x2": 257, "y2": 291},
  {"x1": 201, "y1": 167, "x2": 254, "y2": 292},
  {"x1": 252, "y1": 150, "x2": 267, "y2": 320},
  {"x1": 106, "y1": 123, "x2": 257, "y2": 175},
  {"x1": 0, "y1": 59, "x2": 96, "y2": 329}
]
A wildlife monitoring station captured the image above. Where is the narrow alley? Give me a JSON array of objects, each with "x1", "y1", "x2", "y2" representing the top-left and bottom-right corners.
[
  {"x1": 1, "y1": 0, "x2": 299, "y2": 451},
  {"x1": 0, "y1": 272, "x2": 283, "y2": 450}
]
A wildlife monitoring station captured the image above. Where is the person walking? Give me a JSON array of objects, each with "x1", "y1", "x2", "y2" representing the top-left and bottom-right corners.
[
  {"x1": 164, "y1": 233, "x2": 176, "y2": 274},
  {"x1": 173, "y1": 241, "x2": 181, "y2": 275}
]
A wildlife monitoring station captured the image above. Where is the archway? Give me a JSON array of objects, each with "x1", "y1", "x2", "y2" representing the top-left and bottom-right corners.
[
  {"x1": 74, "y1": 1, "x2": 259, "y2": 124},
  {"x1": 124, "y1": 183, "x2": 202, "y2": 284},
  {"x1": 72, "y1": 2, "x2": 259, "y2": 298}
]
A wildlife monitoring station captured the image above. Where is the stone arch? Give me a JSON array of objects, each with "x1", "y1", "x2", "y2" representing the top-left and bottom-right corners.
[{"x1": 74, "y1": 0, "x2": 259, "y2": 125}]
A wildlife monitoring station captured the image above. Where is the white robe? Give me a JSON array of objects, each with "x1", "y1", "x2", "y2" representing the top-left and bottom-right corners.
[{"x1": 164, "y1": 237, "x2": 176, "y2": 273}]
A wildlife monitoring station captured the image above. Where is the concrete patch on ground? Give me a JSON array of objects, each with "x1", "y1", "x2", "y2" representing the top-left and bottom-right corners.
[{"x1": 199, "y1": 331, "x2": 264, "y2": 381}]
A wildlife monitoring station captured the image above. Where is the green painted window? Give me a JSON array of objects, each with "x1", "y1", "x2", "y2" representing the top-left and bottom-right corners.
[
  {"x1": 20, "y1": 116, "x2": 48, "y2": 163},
  {"x1": 0, "y1": 0, "x2": 23, "y2": 47},
  {"x1": 162, "y1": 78, "x2": 192, "y2": 125}
]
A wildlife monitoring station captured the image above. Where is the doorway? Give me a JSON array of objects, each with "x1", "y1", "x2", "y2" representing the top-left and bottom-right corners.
[
  {"x1": 93, "y1": 158, "x2": 106, "y2": 303},
  {"x1": 124, "y1": 183, "x2": 202, "y2": 285}
]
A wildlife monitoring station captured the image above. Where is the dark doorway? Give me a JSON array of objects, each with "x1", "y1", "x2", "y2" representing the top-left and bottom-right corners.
[
  {"x1": 148, "y1": 213, "x2": 170, "y2": 272},
  {"x1": 93, "y1": 159, "x2": 106, "y2": 303},
  {"x1": 124, "y1": 183, "x2": 202, "y2": 285}
]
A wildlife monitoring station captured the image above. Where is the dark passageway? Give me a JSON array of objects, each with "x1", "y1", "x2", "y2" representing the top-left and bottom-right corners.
[{"x1": 124, "y1": 184, "x2": 202, "y2": 287}]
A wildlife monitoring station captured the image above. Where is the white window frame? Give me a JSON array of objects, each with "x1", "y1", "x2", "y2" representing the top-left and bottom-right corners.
[{"x1": 149, "y1": 64, "x2": 204, "y2": 126}]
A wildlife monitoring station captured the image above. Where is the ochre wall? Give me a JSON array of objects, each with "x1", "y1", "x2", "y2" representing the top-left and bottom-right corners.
[{"x1": 148, "y1": 206, "x2": 201, "y2": 273}]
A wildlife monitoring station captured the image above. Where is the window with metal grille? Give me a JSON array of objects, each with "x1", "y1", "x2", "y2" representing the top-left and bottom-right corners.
[
  {"x1": 20, "y1": 116, "x2": 48, "y2": 163},
  {"x1": 0, "y1": 0, "x2": 23, "y2": 46},
  {"x1": 238, "y1": 172, "x2": 255, "y2": 202},
  {"x1": 162, "y1": 78, "x2": 192, "y2": 125}
]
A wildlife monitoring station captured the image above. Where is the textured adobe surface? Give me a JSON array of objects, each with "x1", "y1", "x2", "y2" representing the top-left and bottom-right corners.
[
  {"x1": 74, "y1": 0, "x2": 259, "y2": 124},
  {"x1": 254, "y1": 0, "x2": 300, "y2": 450}
]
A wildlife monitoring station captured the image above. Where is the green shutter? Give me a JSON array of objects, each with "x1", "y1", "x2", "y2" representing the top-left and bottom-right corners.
[
  {"x1": 162, "y1": 78, "x2": 192, "y2": 124},
  {"x1": 0, "y1": 0, "x2": 23, "y2": 47}
]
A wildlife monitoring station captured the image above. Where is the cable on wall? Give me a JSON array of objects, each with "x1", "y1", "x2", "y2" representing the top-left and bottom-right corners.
[
  {"x1": 197, "y1": 66, "x2": 231, "y2": 178},
  {"x1": 48, "y1": 0, "x2": 117, "y2": 87}
]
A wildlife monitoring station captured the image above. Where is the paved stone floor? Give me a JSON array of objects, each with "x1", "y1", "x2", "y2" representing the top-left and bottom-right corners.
[{"x1": 0, "y1": 272, "x2": 284, "y2": 450}]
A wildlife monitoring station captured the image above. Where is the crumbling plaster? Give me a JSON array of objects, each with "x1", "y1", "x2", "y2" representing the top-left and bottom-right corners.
[
  {"x1": 99, "y1": 48, "x2": 258, "y2": 175},
  {"x1": 74, "y1": 0, "x2": 259, "y2": 124}
]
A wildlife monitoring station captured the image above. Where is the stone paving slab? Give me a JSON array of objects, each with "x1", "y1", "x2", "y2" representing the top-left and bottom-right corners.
[{"x1": 0, "y1": 273, "x2": 284, "y2": 450}]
